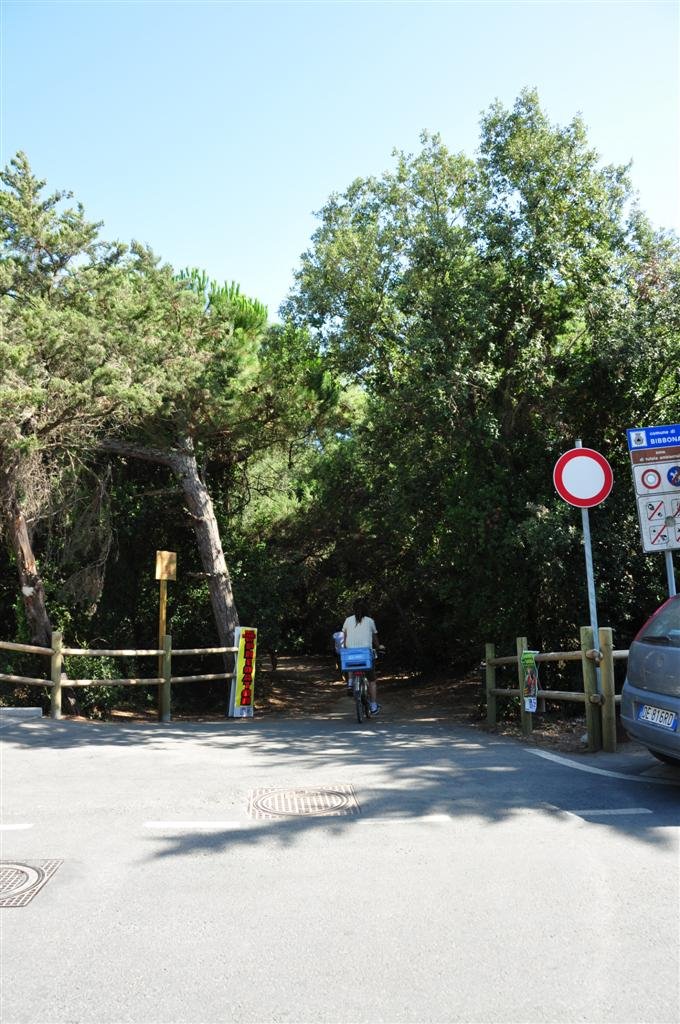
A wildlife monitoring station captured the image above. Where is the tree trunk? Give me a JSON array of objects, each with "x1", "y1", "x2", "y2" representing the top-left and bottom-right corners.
[
  {"x1": 6, "y1": 500, "x2": 80, "y2": 713},
  {"x1": 101, "y1": 438, "x2": 240, "y2": 650},
  {"x1": 171, "y1": 441, "x2": 240, "y2": 650},
  {"x1": 7, "y1": 502, "x2": 53, "y2": 646}
]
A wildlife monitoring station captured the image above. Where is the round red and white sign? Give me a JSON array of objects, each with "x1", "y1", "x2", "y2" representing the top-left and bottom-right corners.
[
  {"x1": 553, "y1": 448, "x2": 613, "y2": 508},
  {"x1": 641, "y1": 468, "x2": 662, "y2": 490}
]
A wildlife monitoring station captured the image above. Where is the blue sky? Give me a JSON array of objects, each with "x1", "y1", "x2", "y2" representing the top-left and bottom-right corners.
[{"x1": 2, "y1": 1, "x2": 678, "y2": 316}]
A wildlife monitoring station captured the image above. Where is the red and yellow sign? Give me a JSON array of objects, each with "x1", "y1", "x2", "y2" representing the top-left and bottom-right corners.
[{"x1": 231, "y1": 627, "x2": 257, "y2": 717}]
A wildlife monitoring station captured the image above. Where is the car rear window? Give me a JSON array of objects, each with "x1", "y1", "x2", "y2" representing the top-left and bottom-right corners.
[{"x1": 639, "y1": 597, "x2": 680, "y2": 646}]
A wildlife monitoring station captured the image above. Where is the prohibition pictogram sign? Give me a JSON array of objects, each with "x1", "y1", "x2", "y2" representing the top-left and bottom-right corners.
[
  {"x1": 553, "y1": 448, "x2": 613, "y2": 508},
  {"x1": 641, "y1": 468, "x2": 662, "y2": 490},
  {"x1": 645, "y1": 500, "x2": 665, "y2": 521},
  {"x1": 650, "y1": 523, "x2": 669, "y2": 546}
]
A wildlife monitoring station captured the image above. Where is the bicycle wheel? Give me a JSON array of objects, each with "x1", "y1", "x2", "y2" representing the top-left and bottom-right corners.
[
  {"x1": 363, "y1": 685, "x2": 372, "y2": 718},
  {"x1": 354, "y1": 676, "x2": 364, "y2": 723}
]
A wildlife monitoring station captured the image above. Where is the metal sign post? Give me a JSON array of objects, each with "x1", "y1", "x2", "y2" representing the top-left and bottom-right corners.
[
  {"x1": 580, "y1": 502, "x2": 599, "y2": 673},
  {"x1": 664, "y1": 518, "x2": 677, "y2": 596},
  {"x1": 553, "y1": 441, "x2": 614, "y2": 693}
]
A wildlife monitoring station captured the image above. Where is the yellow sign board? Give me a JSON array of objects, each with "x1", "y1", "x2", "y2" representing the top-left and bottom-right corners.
[
  {"x1": 155, "y1": 550, "x2": 177, "y2": 581},
  {"x1": 230, "y1": 627, "x2": 257, "y2": 718}
]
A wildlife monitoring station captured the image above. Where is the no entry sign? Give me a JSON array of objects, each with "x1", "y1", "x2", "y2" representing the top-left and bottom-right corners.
[{"x1": 553, "y1": 448, "x2": 613, "y2": 508}]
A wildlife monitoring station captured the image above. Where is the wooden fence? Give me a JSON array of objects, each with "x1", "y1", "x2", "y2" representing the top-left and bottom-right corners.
[
  {"x1": 485, "y1": 626, "x2": 628, "y2": 753},
  {"x1": 0, "y1": 631, "x2": 238, "y2": 722}
]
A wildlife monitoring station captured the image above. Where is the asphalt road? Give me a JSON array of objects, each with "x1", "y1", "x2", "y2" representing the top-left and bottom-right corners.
[{"x1": 1, "y1": 714, "x2": 679, "y2": 1024}]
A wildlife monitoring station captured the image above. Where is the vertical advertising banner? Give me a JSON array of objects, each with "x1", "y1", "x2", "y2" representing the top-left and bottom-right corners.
[
  {"x1": 229, "y1": 627, "x2": 258, "y2": 718},
  {"x1": 520, "y1": 651, "x2": 539, "y2": 713}
]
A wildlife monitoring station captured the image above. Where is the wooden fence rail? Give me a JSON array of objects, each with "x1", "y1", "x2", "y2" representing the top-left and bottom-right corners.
[
  {"x1": 484, "y1": 626, "x2": 628, "y2": 753},
  {"x1": 0, "y1": 632, "x2": 238, "y2": 722}
]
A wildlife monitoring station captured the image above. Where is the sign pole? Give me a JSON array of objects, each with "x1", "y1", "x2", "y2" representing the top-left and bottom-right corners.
[
  {"x1": 664, "y1": 547, "x2": 677, "y2": 597},
  {"x1": 575, "y1": 441, "x2": 601, "y2": 692},
  {"x1": 158, "y1": 577, "x2": 167, "y2": 715},
  {"x1": 155, "y1": 551, "x2": 177, "y2": 720}
]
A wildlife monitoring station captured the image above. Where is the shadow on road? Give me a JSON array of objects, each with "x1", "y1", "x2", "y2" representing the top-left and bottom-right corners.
[{"x1": 3, "y1": 712, "x2": 679, "y2": 855}]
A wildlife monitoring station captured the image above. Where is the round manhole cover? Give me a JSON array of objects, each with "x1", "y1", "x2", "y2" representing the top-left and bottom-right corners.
[
  {"x1": 0, "y1": 864, "x2": 44, "y2": 899},
  {"x1": 0, "y1": 860, "x2": 61, "y2": 907},
  {"x1": 249, "y1": 786, "x2": 359, "y2": 819}
]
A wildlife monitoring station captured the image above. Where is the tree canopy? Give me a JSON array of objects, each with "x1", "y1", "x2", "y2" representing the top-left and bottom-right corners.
[{"x1": 1, "y1": 91, "x2": 678, "y2": 714}]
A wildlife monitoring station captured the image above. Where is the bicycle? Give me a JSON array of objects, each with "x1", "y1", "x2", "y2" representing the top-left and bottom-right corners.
[{"x1": 339, "y1": 646, "x2": 377, "y2": 724}]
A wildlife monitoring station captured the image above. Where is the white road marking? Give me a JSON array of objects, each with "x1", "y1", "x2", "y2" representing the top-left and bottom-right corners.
[
  {"x1": 528, "y1": 749, "x2": 680, "y2": 786},
  {"x1": 0, "y1": 824, "x2": 33, "y2": 830},
  {"x1": 571, "y1": 808, "x2": 652, "y2": 816},
  {"x1": 356, "y1": 814, "x2": 452, "y2": 825},
  {"x1": 143, "y1": 821, "x2": 244, "y2": 830}
]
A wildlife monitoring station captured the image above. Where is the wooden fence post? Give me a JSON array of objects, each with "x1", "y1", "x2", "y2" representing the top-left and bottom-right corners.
[
  {"x1": 160, "y1": 634, "x2": 172, "y2": 724},
  {"x1": 50, "y1": 630, "x2": 63, "y2": 720},
  {"x1": 599, "y1": 627, "x2": 617, "y2": 753},
  {"x1": 580, "y1": 626, "x2": 602, "y2": 752},
  {"x1": 516, "y1": 636, "x2": 532, "y2": 735},
  {"x1": 485, "y1": 643, "x2": 497, "y2": 726}
]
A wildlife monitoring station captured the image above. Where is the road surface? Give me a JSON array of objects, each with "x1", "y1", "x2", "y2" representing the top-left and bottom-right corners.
[{"x1": 1, "y1": 715, "x2": 678, "y2": 1023}]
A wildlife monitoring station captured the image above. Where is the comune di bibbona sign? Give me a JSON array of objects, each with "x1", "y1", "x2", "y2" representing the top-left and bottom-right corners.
[{"x1": 627, "y1": 423, "x2": 680, "y2": 553}]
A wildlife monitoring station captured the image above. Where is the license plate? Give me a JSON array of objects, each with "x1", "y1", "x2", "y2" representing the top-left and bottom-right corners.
[{"x1": 637, "y1": 704, "x2": 679, "y2": 731}]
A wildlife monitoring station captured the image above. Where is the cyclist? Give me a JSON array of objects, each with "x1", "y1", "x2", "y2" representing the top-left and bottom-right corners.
[
  {"x1": 332, "y1": 629, "x2": 346, "y2": 679},
  {"x1": 342, "y1": 600, "x2": 380, "y2": 715}
]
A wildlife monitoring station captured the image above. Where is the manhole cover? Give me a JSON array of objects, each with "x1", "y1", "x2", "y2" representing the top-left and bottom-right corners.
[
  {"x1": 0, "y1": 861, "x2": 62, "y2": 907},
  {"x1": 248, "y1": 785, "x2": 360, "y2": 819}
]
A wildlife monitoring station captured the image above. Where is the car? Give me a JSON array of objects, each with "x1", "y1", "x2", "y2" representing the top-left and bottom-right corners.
[{"x1": 621, "y1": 595, "x2": 680, "y2": 766}]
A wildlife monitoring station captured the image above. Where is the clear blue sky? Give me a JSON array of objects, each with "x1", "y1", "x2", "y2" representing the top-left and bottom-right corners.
[{"x1": 2, "y1": 1, "x2": 678, "y2": 316}]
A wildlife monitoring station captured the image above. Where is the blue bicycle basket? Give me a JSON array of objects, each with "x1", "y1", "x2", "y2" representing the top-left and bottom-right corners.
[{"x1": 340, "y1": 647, "x2": 374, "y2": 671}]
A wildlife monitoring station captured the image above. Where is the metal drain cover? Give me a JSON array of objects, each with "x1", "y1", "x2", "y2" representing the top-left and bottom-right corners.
[
  {"x1": 248, "y1": 785, "x2": 360, "y2": 819},
  {"x1": 0, "y1": 861, "x2": 62, "y2": 907}
]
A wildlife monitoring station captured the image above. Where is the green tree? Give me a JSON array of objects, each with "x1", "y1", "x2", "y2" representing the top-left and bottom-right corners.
[
  {"x1": 0, "y1": 153, "x2": 338, "y2": 660},
  {"x1": 283, "y1": 91, "x2": 680, "y2": 660},
  {"x1": 0, "y1": 153, "x2": 199, "y2": 643}
]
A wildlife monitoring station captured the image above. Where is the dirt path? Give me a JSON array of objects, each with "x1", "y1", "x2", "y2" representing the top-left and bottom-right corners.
[
  {"x1": 105, "y1": 654, "x2": 622, "y2": 755},
  {"x1": 256, "y1": 655, "x2": 598, "y2": 753}
]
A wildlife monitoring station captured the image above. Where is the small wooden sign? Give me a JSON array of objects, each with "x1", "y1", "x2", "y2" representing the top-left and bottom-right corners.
[{"x1": 155, "y1": 550, "x2": 177, "y2": 581}]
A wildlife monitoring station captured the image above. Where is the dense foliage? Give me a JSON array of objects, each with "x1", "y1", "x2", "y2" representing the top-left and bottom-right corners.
[{"x1": 1, "y1": 92, "x2": 678, "y2": 713}]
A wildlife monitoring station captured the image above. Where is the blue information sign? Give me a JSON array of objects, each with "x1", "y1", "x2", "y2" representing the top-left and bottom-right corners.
[{"x1": 627, "y1": 424, "x2": 680, "y2": 452}]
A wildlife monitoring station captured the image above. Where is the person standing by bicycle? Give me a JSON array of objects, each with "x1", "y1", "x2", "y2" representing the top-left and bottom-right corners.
[{"x1": 342, "y1": 600, "x2": 380, "y2": 715}]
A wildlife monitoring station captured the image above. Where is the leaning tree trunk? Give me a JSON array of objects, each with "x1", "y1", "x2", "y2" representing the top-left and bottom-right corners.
[
  {"x1": 6, "y1": 500, "x2": 80, "y2": 713},
  {"x1": 171, "y1": 440, "x2": 239, "y2": 650},
  {"x1": 101, "y1": 438, "x2": 240, "y2": 650},
  {"x1": 7, "y1": 501, "x2": 53, "y2": 646}
]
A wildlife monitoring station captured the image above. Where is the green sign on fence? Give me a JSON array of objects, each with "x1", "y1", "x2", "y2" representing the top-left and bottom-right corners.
[{"x1": 520, "y1": 650, "x2": 539, "y2": 713}]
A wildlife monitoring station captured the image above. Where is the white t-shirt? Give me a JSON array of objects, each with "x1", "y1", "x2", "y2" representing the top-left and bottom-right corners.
[{"x1": 343, "y1": 615, "x2": 378, "y2": 649}]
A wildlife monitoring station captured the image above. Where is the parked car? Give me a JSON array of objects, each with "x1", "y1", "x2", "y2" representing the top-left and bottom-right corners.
[{"x1": 621, "y1": 595, "x2": 680, "y2": 765}]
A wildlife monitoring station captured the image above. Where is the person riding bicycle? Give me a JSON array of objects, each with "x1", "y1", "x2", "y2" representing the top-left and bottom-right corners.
[
  {"x1": 332, "y1": 629, "x2": 346, "y2": 679},
  {"x1": 342, "y1": 600, "x2": 380, "y2": 715}
]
